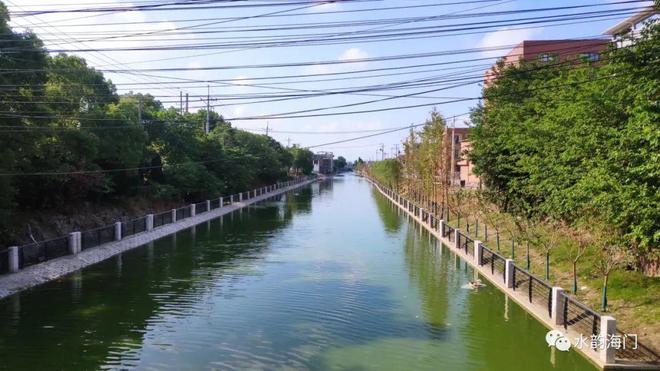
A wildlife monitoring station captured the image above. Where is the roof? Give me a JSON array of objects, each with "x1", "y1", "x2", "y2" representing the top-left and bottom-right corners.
[{"x1": 603, "y1": 7, "x2": 657, "y2": 36}]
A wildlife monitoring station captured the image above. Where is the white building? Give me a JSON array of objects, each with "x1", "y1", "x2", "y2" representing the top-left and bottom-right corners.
[{"x1": 603, "y1": 7, "x2": 658, "y2": 47}]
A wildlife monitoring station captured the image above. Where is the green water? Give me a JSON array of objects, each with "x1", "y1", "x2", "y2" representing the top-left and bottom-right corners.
[{"x1": 0, "y1": 175, "x2": 596, "y2": 370}]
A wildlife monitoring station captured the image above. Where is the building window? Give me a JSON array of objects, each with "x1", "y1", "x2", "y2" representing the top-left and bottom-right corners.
[
  {"x1": 538, "y1": 53, "x2": 557, "y2": 62},
  {"x1": 578, "y1": 52, "x2": 599, "y2": 62}
]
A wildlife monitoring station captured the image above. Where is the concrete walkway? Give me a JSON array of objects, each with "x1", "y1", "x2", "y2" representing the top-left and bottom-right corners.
[{"x1": 0, "y1": 179, "x2": 315, "y2": 300}]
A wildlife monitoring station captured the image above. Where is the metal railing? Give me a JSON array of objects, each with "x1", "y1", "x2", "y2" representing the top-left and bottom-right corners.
[
  {"x1": 121, "y1": 217, "x2": 147, "y2": 238},
  {"x1": 614, "y1": 328, "x2": 660, "y2": 365},
  {"x1": 81, "y1": 225, "x2": 115, "y2": 250},
  {"x1": 366, "y1": 175, "x2": 659, "y2": 367},
  {"x1": 446, "y1": 225, "x2": 455, "y2": 242},
  {"x1": 176, "y1": 206, "x2": 191, "y2": 221},
  {"x1": 465, "y1": 234, "x2": 474, "y2": 257},
  {"x1": 153, "y1": 210, "x2": 173, "y2": 228},
  {"x1": 562, "y1": 293, "x2": 601, "y2": 338},
  {"x1": 18, "y1": 236, "x2": 69, "y2": 269},
  {"x1": 492, "y1": 251, "x2": 507, "y2": 283},
  {"x1": 195, "y1": 201, "x2": 208, "y2": 214},
  {"x1": 0, "y1": 248, "x2": 8, "y2": 274},
  {"x1": 513, "y1": 265, "x2": 553, "y2": 318},
  {"x1": 2, "y1": 176, "x2": 314, "y2": 276}
]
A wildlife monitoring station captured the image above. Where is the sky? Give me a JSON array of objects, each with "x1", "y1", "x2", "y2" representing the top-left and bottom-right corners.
[{"x1": 5, "y1": 0, "x2": 652, "y2": 162}]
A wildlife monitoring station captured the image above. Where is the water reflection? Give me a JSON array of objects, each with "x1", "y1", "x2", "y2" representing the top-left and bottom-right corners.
[
  {"x1": 0, "y1": 177, "x2": 597, "y2": 371},
  {"x1": 372, "y1": 190, "x2": 403, "y2": 234},
  {"x1": 0, "y1": 189, "x2": 311, "y2": 370}
]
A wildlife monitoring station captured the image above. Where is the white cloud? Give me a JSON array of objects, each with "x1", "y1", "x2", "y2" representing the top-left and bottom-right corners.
[
  {"x1": 233, "y1": 105, "x2": 246, "y2": 118},
  {"x1": 477, "y1": 27, "x2": 543, "y2": 58},
  {"x1": 338, "y1": 47, "x2": 368, "y2": 62},
  {"x1": 308, "y1": 1, "x2": 341, "y2": 12},
  {"x1": 307, "y1": 47, "x2": 369, "y2": 75}
]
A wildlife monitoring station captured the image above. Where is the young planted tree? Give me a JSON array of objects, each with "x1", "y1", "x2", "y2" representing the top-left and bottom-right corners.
[
  {"x1": 402, "y1": 127, "x2": 418, "y2": 197},
  {"x1": 531, "y1": 220, "x2": 561, "y2": 281},
  {"x1": 595, "y1": 241, "x2": 629, "y2": 312},
  {"x1": 561, "y1": 222, "x2": 593, "y2": 294},
  {"x1": 418, "y1": 108, "x2": 447, "y2": 214},
  {"x1": 591, "y1": 222, "x2": 631, "y2": 311}
]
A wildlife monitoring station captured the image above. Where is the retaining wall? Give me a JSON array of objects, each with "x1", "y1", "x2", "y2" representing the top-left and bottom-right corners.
[
  {"x1": 366, "y1": 177, "x2": 658, "y2": 370},
  {"x1": 0, "y1": 178, "x2": 315, "y2": 300}
]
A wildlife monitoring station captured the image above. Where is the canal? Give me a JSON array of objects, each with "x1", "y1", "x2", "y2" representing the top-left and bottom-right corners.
[{"x1": 0, "y1": 175, "x2": 596, "y2": 370}]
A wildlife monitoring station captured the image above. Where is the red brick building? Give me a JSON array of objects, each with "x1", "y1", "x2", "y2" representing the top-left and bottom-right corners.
[{"x1": 484, "y1": 39, "x2": 608, "y2": 85}]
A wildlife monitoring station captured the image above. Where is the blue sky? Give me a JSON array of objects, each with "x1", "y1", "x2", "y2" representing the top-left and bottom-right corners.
[{"x1": 6, "y1": 0, "x2": 651, "y2": 161}]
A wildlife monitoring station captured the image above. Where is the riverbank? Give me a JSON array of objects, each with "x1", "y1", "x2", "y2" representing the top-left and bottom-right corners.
[
  {"x1": 0, "y1": 178, "x2": 316, "y2": 300},
  {"x1": 365, "y1": 173, "x2": 659, "y2": 353},
  {"x1": 365, "y1": 175, "x2": 659, "y2": 370}
]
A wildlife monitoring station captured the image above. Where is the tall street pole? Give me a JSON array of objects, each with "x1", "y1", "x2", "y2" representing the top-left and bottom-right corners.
[{"x1": 205, "y1": 85, "x2": 210, "y2": 134}]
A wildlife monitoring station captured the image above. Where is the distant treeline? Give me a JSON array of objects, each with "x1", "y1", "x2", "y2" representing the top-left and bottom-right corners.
[{"x1": 0, "y1": 5, "x2": 314, "y2": 237}]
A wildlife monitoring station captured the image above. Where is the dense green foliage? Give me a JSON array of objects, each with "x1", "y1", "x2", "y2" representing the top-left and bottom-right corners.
[
  {"x1": 369, "y1": 159, "x2": 401, "y2": 189},
  {"x1": 288, "y1": 145, "x2": 315, "y2": 175},
  {"x1": 0, "y1": 8, "x2": 315, "y2": 242},
  {"x1": 335, "y1": 156, "x2": 347, "y2": 170},
  {"x1": 469, "y1": 21, "x2": 659, "y2": 261}
]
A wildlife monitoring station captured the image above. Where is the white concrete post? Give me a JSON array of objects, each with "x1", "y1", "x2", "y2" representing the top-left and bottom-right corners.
[
  {"x1": 551, "y1": 287, "x2": 565, "y2": 325},
  {"x1": 8, "y1": 246, "x2": 19, "y2": 273},
  {"x1": 68, "y1": 231, "x2": 81, "y2": 255},
  {"x1": 206, "y1": 200, "x2": 211, "y2": 212},
  {"x1": 239, "y1": 193, "x2": 243, "y2": 202},
  {"x1": 600, "y1": 316, "x2": 616, "y2": 364},
  {"x1": 474, "y1": 240, "x2": 483, "y2": 265},
  {"x1": 114, "y1": 222, "x2": 122, "y2": 241},
  {"x1": 171, "y1": 208, "x2": 177, "y2": 223},
  {"x1": 440, "y1": 219, "x2": 445, "y2": 235},
  {"x1": 219, "y1": 197, "x2": 223, "y2": 207},
  {"x1": 146, "y1": 214, "x2": 154, "y2": 231},
  {"x1": 505, "y1": 259, "x2": 515, "y2": 288},
  {"x1": 230, "y1": 194, "x2": 234, "y2": 203},
  {"x1": 454, "y1": 228, "x2": 461, "y2": 250},
  {"x1": 190, "y1": 203, "x2": 196, "y2": 216}
]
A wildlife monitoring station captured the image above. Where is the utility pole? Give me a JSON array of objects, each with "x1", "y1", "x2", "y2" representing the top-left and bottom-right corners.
[
  {"x1": 185, "y1": 93, "x2": 189, "y2": 113},
  {"x1": 287, "y1": 137, "x2": 291, "y2": 147},
  {"x1": 265, "y1": 121, "x2": 269, "y2": 137},
  {"x1": 205, "y1": 85, "x2": 210, "y2": 134},
  {"x1": 379, "y1": 143, "x2": 385, "y2": 161},
  {"x1": 450, "y1": 116, "x2": 456, "y2": 187},
  {"x1": 138, "y1": 96, "x2": 142, "y2": 124}
]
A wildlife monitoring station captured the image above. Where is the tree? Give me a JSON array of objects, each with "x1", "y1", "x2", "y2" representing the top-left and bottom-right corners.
[
  {"x1": 0, "y1": 2, "x2": 47, "y2": 228},
  {"x1": 289, "y1": 145, "x2": 314, "y2": 175},
  {"x1": 335, "y1": 156, "x2": 347, "y2": 171},
  {"x1": 370, "y1": 159, "x2": 401, "y2": 190},
  {"x1": 468, "y1": 20, "x2": 659, "y2": 273},
  {"x1": 593, "y1": 229, "x2": 631, "y2": 312},
  {"x1": 561, "y1": 222, "x2": 593, "y2": 294}
]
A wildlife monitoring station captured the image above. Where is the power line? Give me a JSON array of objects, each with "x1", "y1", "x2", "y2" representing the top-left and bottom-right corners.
[
  {"x1": 305, "y1": 113, "x2": 471, "y2": 149},
  {"x1": 0, "y1": 39, "x2": 611, "y2": 73},
  {"x1": 11, "y1": 0, "x2": 496, "y2": 18},
  {"x1": 0, "y1": 159, "x2": 226, "y2": 177}
]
